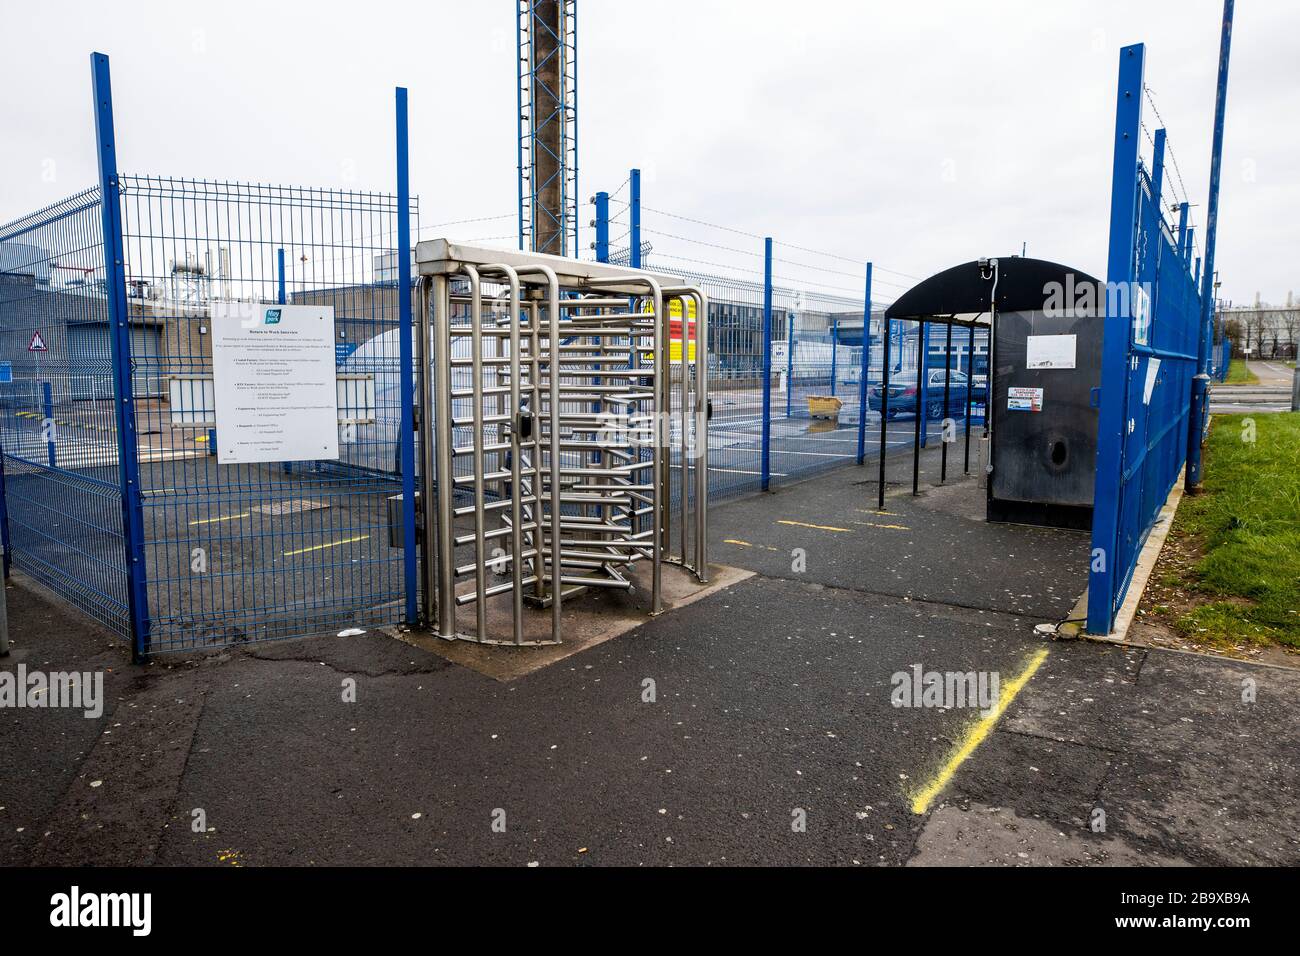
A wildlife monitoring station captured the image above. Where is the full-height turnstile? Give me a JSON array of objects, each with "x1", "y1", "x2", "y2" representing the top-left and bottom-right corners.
[{"x1": 415, "y1": 240, "x2": 709, "y2": 645}]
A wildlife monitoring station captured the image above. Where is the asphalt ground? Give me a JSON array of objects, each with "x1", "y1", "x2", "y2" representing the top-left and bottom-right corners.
[{"x1": 2, "y1": 442, "x2": 1296, "y2": 867}]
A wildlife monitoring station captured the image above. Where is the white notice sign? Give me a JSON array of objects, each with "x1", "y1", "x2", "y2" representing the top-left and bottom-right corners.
[
  {"x1": 1025, "y1": 333, "x2": 1077, "y2": 370},
  {"x1": 211, "y1": 302, "x2": 339, "y2": 464}
]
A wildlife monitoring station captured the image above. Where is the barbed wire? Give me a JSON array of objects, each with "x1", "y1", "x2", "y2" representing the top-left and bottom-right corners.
[{"x1": 1143, "y1": 86, "x2": 1194, "y2": 211}]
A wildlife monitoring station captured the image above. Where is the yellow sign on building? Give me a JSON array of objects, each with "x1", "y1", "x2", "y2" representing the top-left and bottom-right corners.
[{"x1": 640, "y1": 298, "x2": 697, "y2": 364}]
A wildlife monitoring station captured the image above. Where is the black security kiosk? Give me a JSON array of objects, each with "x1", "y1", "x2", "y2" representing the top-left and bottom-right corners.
[{"x1": 885, "y1": 257, "x2": 1104, "y2": 530}]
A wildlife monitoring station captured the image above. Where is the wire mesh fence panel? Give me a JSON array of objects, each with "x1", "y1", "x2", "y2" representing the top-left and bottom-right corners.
[
  {"x1": 768, "y1": 282, "x2": 864, "y2": 482},
  {"x1": 0, "y1": 188, "x2": 132, "y2": 635},
  {"x1": 117, "y1": 177, "x2": 418, "y2": 651},
  {"x1": 651, "y1": 269, "x2": 767, "y2": 503}
]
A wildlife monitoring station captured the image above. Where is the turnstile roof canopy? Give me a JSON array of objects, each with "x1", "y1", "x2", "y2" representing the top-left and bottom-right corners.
[{"x1": 415, "y1": 239, "x2": 685, "y2": 295}]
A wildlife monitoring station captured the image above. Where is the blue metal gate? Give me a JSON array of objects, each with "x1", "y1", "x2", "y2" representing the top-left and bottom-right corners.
[{"x1": 1087, "y1": 42, "x2": 1212, "y2": 634}]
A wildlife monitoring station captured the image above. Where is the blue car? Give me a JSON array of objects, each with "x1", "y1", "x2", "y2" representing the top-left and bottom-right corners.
[{"x1": 867, "y1": 369, "x2": 977, "y2": 420}]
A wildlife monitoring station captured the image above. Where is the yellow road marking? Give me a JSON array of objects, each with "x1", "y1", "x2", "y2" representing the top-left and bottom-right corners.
[
  {"x1": 189, "y1": 512, "x2": 250, "y2": 526},
  {"x1": 728, "y1": 538, "x2": 774, "y2": 554},
  {"x1": 777, "y1": 519, "x2": 850, "y2": 533},
  {"x1": 852, "y1": 520, "x2": 911, "y2": 531},
  {"x1": 909, "y1": 647, "x2": 1050, "y2": 815},
  {"x1": 283, "y1": 534, "x2": 369, "y2": 557},
  {"x1": 855, "y1": 509, "x2": 899, "y2": 517}
]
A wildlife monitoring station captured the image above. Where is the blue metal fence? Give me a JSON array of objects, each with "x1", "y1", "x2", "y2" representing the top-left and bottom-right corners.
[
  {"x1": 588, "y1": 176, "x2": 987, "y2": 506},
  {"x1": 0, "y1": 188, "x2": 132, "y2": 635},
  {"x1": 1087, "y1": 42, "x2": 1209, "y2": 634},
  {"x1": 0, "y1": 54, "x2": 421, "y2": 656}
]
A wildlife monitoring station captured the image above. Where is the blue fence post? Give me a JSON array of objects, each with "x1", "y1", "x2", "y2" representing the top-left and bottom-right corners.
[
  {"x1": 276, "y1": 247, "x2": 287, "y2": 471},
  {"x1": 42, "y1": 382, "x2": 56, "y2": 467},
  {"x1": 761, "y1": 237, "x2": 773, "y2": 491},
  {"x1": 829, "y1": 319, "x2": 838, "y2": 398},
  {"x1": 856, "y1": 262, "x2": 873, "y2": 465},
  {"x1": 1176, "y1": 202, "x2": 1190, "y2": 261},
  {"x1": 1150, "y1": 127, "x2": 1167, "y2": 203},
  {"x1": 1086, "y1": 42, "x2": 1145, "y2": 636},
  {"x1": 785, "y1": 308, "x2": 794, "y2": 418},
  {"x1": 1187, "y1": 0, "x2": 1235, "y2": 490},
  {"x1": 0, "y1": 451, "x2": 10, "y2": 579},
  {"x1": 629, "y1": 169, "x2": 641, "y2": 268},
  {"x1": 395, "y1": 86, "x2": 419, "y2": 627},
  {"x1": 277, "y1": 247, "x2": 286, "y2": 305},
  {"x1": 91, "y1": 52, "x2": 151, "y2": 661},
  {"x1": 594, "y1": 191, "x2": 610, "y2": 263}
]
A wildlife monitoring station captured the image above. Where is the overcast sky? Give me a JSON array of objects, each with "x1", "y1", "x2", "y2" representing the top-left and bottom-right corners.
[{"x1": 1, "y1": 0, "x2": 1294, "y2": 307}]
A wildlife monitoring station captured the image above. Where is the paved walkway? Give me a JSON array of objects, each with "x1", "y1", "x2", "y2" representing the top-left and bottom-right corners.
[
  {"x1": 1211, "y1": 359, "x2": 1294, "y2": 413},
  {"x1": 3, "y1": 453, "x2": 1297, "y2": 866}
]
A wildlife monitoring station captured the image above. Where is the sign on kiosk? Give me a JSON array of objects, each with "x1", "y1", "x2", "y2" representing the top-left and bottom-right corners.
[{"x1": 210, "y1": 302, "x2": 340, "y2": 465}]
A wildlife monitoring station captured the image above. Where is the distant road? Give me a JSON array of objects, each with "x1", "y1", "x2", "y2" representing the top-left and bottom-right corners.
[{"x1": 1210, "y1": 359, "x2": 1294, "y2": 414}]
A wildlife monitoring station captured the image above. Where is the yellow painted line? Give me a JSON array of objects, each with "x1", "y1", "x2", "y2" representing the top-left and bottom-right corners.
[
  {"x1": 909, "y1": 647, "x2": 1050, "y2": 815},
  {"x1": 852, "y1": 520, "x2": 911, "y2": 531},
  {"x1": 189, "y1": 512, "x2": 250, "y2": 526},
  {"x1": 725, "y1": 538, "x2": 778, "y2": 552},
  {"x1": 283, "y1": 534, "x2": 369, "y2": 557},
  {"x1": 777, "y1": 519, "x2": 850, "y2": 533},
  {"x1": 855, "y1": 508, "x2": 899, "y2": 517}
]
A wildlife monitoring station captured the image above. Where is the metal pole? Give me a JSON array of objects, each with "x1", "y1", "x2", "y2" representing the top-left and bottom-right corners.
[
  {"x1": 42, "y1": 382, "x2": 56, "y2": 468},
  {"x1": 692, "y1": 289, "x2": 710, "y2": 581},
  {"x1": 1176, "y1": 202, "x2": 1190, "y2": 263},
  {"x1": 912, "y1": 320, "x2": 924, "y2": 495},
  {"x1": 629, "y1": 169, "x2": 642, "y2": 269},
  {"x1": 277, "y1": 247, "x2": 286, "y2": 305},
  {"x1": 918, "y1": 322, "x2": 930, "y2": 449},
  {"x1": 416, "y1": 277, "x2": 436, "y2": 628},
  {"x1": 432, "y1": 274, "x2": 456, "y2": 638},
  {"x1": 594, "y1": 190, "x2": 610, "y2": 263},
  {"x1": 0, "y1": 450, "x2": 11, "y2": 579},
  {"x1": 785, "y1": 307, "x2": 794, "y2": 418},
  {"x1": 941, "y1": 322, "x2": 953, "y2": 482},
  {"x1": 1150, "y1": 127, "x2": 1167, "y2": 206},
  {"x1": 829, "y1": 319, "x2": 838, "y2": 398},
  {"x1": 464, "y1": 265, "x2": 488, "y2": 640},
  {"x1": 91, "y1": 52, "x2": 151, "y2": 662},
  {"x1": 1187, "y1": 0, "x2": 1235, "y2": 491},
  {"x1": 856, "y1": 262, "x2": 873, "y2": 465},
  {"x1": 0, "y1": 542, "x2": 8, "y2": 656},
  {"x1": 395, "y1": 87, "x2": 418, "y2": 626},
  {"x1": 877, "y1": 317, "x2": 893, "y2": 510},
  {"x1": 761, "y1": 237, "x2": 773, "y2": 491},
  {"x1": 963, "y1": 324, "x2": 974, "y2": 473}
]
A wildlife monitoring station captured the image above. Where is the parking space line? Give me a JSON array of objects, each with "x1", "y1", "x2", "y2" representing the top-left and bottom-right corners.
[
  {"x1": 777, "y1": 519, "x2": 850, "y2": 533},
  {"x1": 909, "y1": 647, "x2": 1049, "y2": 815},
  {"x1": 852, "y1": 520, "x2": 910, "y2": 531},
  {"x1": 189, "y1": 512, "x2": 250, "y2": 526},
  {"x1": 283, "y1": 534, "x2": 370, "y2": 557}
]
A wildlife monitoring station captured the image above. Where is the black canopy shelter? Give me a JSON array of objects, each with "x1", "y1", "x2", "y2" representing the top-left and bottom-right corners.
[{"x1": 878, "y1": 256, "x2": 1102, "y2": 522}]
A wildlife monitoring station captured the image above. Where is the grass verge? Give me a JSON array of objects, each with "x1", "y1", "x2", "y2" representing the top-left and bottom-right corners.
[
  {"x1": 1157, "y1": 412, "x2": 1300, "y2": 648},
  {"x1": 1223, "y1": 359, "x2": 1259, "y2": 384}
]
